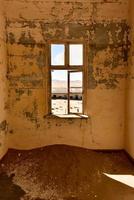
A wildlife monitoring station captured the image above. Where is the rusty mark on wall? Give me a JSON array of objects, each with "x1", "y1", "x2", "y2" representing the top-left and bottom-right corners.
[{"x1": 0, "y1": 121, "x2": 8, "y2": 133}]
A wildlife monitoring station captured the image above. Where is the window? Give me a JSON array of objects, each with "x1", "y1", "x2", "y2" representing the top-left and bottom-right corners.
[{"x1": 49, "y1": 42, "x2": 87, "y2": 118}]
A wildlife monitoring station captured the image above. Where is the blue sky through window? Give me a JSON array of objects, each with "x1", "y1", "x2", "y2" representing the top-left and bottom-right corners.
[
  {"x1": 52, "y1": 70, "x2": 67, "y2": 81},
  {"x1": 69, "y1": 44, "x2": 83, "y2": 65},
  {"x1": 51, "y1": 44, "x2": 83, "y2": 81},
  {"x1": 70, "y1": 72, "x2": 82, "y2": 82},
  {"x1": 51, "y1": 44, "x2": 65, "y2": 65}
]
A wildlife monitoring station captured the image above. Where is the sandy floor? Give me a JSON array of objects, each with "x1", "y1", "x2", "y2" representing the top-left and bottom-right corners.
[
  {"x1": 0, "y1": 145, "x2": 134, "y2": 200},
  {"x1": 52, "y1": 100, "x2": 82, "y2": 114}
]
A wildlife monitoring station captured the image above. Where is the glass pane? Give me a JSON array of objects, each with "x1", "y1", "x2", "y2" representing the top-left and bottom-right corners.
[
  {"x1": 69, "y1": 71, "x2": 83, "y2": 113},
  {"x1": 51, "y1": 70, "x2": 68, "y2": 114},
  {"x1": 70, "y1": 96, "x2": 83, "y2": 114},
  {"x1": 70, "y1": 72, "x2": 83, "y2": 93},
  {"x1": 52, "y1": 99, "x2": 68, "y2": 114},
  {"x1": 51, "y1": 44, "x2": 65, "y2": 65},
  {"x1": 69, "y1": 44, "x2": 83, "y2": 66}
]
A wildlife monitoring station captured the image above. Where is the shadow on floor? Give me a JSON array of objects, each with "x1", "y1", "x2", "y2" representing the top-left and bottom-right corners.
[{"x1": 0, "y1": 172, "x2": 25, "y2": 200}]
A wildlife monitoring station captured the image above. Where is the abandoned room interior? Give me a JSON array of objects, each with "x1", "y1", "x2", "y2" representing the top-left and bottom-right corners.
[{"x1": 0, "y1": 0, "x2": 134, "y2": 199}]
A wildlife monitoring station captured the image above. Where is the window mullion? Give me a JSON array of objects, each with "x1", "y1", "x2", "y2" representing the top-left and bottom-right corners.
[
  {"x1": 66, "y1": 44, "x2": 70, "y2": 114},
  {"x1": 65, "y1": 43, "x2": 69, "y2": 68},
  {"x1": 68, "y1": 71, "x2": 70, "y2": 114}
]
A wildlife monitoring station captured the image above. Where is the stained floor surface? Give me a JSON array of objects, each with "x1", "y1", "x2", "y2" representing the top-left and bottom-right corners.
[{"x1": 0, "y1": 145, "x2": 134, "y2": 200}]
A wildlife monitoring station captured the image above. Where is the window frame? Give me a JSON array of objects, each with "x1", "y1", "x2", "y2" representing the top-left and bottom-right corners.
[
  {"x1": 47, "y1": 40, "x2": 88, "y2": 117},
  {"x1": 68, "y1": 70, "x2": 83, "y2": 114}
]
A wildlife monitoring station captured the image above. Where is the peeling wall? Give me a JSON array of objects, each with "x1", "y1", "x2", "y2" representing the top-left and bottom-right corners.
[
  {"x1": 0, "y1": 3, "x2": 8, "y2": 159},
  {"x1": 0, "y1": 0, "x2": 131, "y2": 157},
  {"x1": 125, "y1": 0, "x2": 134, "y2": 159}
]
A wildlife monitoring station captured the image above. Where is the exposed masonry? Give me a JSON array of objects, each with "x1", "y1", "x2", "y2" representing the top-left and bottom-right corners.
[{"x1": 7, "y1": 21, "x2": 130, "y2": 88}]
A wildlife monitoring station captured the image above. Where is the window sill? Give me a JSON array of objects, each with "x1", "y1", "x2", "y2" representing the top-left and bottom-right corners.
[{"x1": 52, "y1": 114, "x2": 88, "y2": 119}]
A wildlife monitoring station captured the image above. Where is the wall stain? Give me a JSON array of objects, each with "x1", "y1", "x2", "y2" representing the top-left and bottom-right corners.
[
  {"x1": 18, "y1": 32, "x2": 36, "y2": 46},
  {"x1": 36, "y1": 50, "x2": 46, "y2": 68},
  {"x1": 14, "y1": 89, "x2": 32, "y2": 101},
  {"x1": 23, "y1": 100, "x2": 40, "y2": 128},
  {"x1": 8, "y1": 73, "x2": 44, "y2": 88},
  {"x1": 0, "y1": 121, "x2": 8, "y2": 133},
  {"x1": 8, "y1": 32, "x2": 16, "y2": 44}
]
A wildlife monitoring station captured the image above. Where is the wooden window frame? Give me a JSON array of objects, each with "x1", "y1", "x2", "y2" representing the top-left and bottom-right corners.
[{"x1": 47, "y1": 40, "x2": 88, "y2": 117}]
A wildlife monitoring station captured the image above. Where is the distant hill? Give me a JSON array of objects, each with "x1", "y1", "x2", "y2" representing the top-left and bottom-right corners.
[{"x1": 52, "y1": 80, "x2": 82, "y2": 93}]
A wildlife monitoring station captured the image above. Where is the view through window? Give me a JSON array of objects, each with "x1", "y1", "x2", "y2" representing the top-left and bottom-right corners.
[{"x1": 50, "y1": 43, "x2": 84, "y2": 115}]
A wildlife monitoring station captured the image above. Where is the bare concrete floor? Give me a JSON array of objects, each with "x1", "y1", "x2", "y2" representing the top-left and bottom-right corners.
[{"x1": 0, "y1": 145, "x2": 134, "y2": 200}]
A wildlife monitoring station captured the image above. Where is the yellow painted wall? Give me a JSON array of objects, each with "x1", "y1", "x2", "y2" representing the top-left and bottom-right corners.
[
  {"x1": 0, "y1": 3, "x2": 8, "y2": 159},
  {"x1": 125, "y1": 0, "x2": 134, "y2": 159},
  {"x1": 5, "y1": 0, "x2": 128, "y2": 151},
  {"x1": 0, "y1": 0, "x2": 134, "y2": 159}
]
